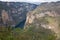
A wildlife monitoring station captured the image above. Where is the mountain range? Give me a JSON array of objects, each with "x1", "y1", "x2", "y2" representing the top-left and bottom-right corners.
[{"x1": 0, "y1": 1, "x2": 60, "y2": 40}]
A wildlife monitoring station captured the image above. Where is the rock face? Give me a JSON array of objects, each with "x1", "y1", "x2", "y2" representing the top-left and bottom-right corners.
[
  {"x1": 0, "y1": 1, "x2": 38, "y2": 28},
  {"x1": 25, "y1": 1, "x2": 60, "y2": 39},
  {"x1": 2, "y1": 10, "x2": 9, "y2": 24}
]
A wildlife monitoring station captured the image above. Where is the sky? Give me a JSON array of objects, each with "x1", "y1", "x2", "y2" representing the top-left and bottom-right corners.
[{"x1": 0, "y1": 0, "x2": 60, "y2": 2}]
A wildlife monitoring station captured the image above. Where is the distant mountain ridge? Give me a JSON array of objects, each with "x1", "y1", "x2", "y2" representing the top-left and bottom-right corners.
[{"x1": 0, "y1": 1, "x2": 38, "y2": 28}]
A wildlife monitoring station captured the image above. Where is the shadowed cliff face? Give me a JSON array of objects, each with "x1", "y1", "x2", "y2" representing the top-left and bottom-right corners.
[
  {"x1": 0, "y1": 1, "x2": 38, "y2": 28},
  {"x1": 25, "y1": 1, "x2": 60, "y2": 39}
]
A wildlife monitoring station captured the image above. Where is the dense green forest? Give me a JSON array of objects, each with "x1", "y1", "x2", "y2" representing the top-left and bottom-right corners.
[{"x1": 0, "y1": 26, "x2": 56, "y2": 40}]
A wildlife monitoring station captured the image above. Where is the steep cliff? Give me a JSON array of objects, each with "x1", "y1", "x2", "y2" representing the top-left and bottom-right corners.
[{"x1": 25, "y1": 1, "x2": 60, "y2": 39}]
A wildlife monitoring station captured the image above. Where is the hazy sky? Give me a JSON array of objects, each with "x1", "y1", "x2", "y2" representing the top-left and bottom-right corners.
[{"x1": 0, "y1": 0, "x2": 60, "y2": 2}]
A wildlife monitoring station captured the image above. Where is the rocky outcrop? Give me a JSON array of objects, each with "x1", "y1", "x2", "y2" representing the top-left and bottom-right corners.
[{"x1": 2, "y1": 10, "x2": 9, "y2": 24}]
